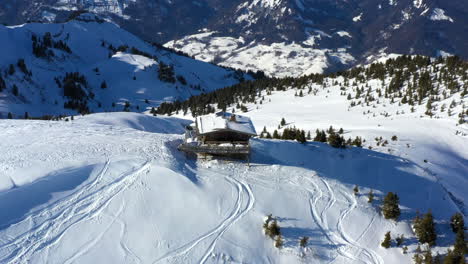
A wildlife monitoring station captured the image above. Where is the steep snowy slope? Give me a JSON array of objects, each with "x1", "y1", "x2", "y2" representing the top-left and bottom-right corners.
[
  {"x1": 0, "y1": 14, "x2": 250, "y2": 118},
  {"x1": 0, "y1": 112, "x2": 463, "y2": 263}
]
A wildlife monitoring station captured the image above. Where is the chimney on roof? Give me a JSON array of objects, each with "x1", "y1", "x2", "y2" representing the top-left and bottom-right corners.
[{"x1": 230, "y1": 114, "x2": 237, "y2": 122}]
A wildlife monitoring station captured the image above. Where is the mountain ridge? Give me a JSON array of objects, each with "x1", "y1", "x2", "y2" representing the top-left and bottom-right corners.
[
  {"x1": 0, "y1": 14, "x2": 252, "y2": 118},
  {"x1": 1, "y1": 0, "x2": 467, "y2": 77}
]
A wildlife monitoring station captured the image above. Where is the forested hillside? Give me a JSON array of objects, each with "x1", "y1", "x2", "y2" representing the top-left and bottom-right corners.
[{"x1": 158, "y1": 55, "x2": 467, "y2": 126}]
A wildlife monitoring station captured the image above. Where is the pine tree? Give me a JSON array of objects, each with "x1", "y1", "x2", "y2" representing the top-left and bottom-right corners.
[
  {"x1": 368, "y1": 190, "x2": 374, "y2": 203},
  {"x1": 24, "y1": 112, "x2": 29, "y2": 119},
  {"x1": 0, "y1": 76, "x2": 6, "y2": 92},
  {"x1": 314, "y1": 129, "x2": 321, "y2": 141},
  {"x1": 381, "y1": 231, "x2": 391, "y2": 248},
  {"x1": 442, "y1": 249, "x2": 464, "y2": 264},
  {"x1": 413, "y1": 253, "x2": 423, "y2": 264},
  {"x1": 414, "y1": 211, "x2": 437, "y2": 246},
  {"x1": 273, "y1": 130, "x2": 279, "y2": 139},
  {"x1": 7, "y1": 112, "x2": 12, "y2": 119},
  {"x1": 100, "y1": 81, "x2": 107, "y2": 89},
  {"x1": 299, "y1": 236, "x2": 309, "y2": 247},
  {"x1": 12, "y1": 85, "x2": 19, "y2": 96},
  {"x1": 8, "y1": 64, "x2": 15, "y2": 75},
  {"x1": 450, "y1": 213, "x2": 464, "y2": 233},
  {"x1": 453, "y1": 229, "x2": 467, "y2": 256},
  {"x1": 328, "y1": 132, "x2": 346, "y2": 148},
  {"x1": 280, "y1": 118, "x2": 286, "y2": 126},
  {"x1": 382, "y1": 192, "x2": 400, "y2": 220},
  {"x1": 319, "y1": 130, "x2": 327, "y2": 142},
  {"x1": 265, "y1": 219, "x2": 281, "y2": 239},
  {"x1": 423, "y1": 249, "x2": 433, "y2": 264},
  {"x1": 396, "y1": 234, "x2": 405, "y2": 246},
  {"x1": 297, "y1": 130, "x2": 306, "y2": 144},
  {"x1": 353, "y1": 185, "x2": 359, "y2": 195},
  {"x1": 402, "y1": 246, "x2": 408, "y2": 254},
  {"x1": 275, "y1": 234, "x2": 284, "y2": 248}
]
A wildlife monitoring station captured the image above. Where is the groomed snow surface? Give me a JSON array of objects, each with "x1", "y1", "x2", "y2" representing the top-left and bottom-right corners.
[{"x1": 0, "y1": 91, "x2": 466, "y2": 264}]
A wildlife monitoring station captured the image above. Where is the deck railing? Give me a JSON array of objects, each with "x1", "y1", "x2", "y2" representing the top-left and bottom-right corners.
[{"x1": 179, "y1": 142, "x2": 250, "y2": 155}]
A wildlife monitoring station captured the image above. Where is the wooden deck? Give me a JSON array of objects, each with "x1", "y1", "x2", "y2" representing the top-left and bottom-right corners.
[{"x1": 178, "y1": 142, "x2": 250, "y2": 155}]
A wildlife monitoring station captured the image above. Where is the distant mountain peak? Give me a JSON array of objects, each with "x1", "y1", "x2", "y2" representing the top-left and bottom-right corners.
[{"x1": 0, "y1": 0, "x2": 466, "y2": 77}]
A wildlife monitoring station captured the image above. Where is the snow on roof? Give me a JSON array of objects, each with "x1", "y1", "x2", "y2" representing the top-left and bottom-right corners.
[{"x1": 196, "y1": 112, "x2": 257, "y2": 136}]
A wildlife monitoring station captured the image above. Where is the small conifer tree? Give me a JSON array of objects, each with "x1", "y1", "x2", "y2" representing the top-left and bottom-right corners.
[
  {"x1": 402, "y1": 246, "x2": 408, "y2": 254},
  {"x1": 368, "y1": 190, "x2": 374, "y2": 203},
  {"x1": 453, "y1": 229, "x2": 467, "y2": 256},
  {"x1": 414, "y1": 211, "x2": 437, "y2": 246},
  {"x1": 423, "y1": 248, "x2": 433, "y2": 264},
  {"x1": 275, "y1": 234, "x2": 284, "y2": 248},
  {"x1": 413, "y1": 253, "x2": 423, "y2": 264},
  {"x1": 396, "y1": 234, "x2": 405, "y2": 246},
  {"x1": 381, "y1": 231, "x2": 391, "y2": 248},
  {"x1": 280, "y1": 118, "x2": 286, "y2": 126},
  {"x1": 299, "y1": 236, "x2": 309, "y2": 247},
  {"x1": 353, "y1": 185, "x2": 359, "y2": 195},
  {"x1": 450, "y1": 213, "x2": 464, "y2": 233},
  {"x1": 382, "y1": 192, "x2": 401, "y2": 220}
]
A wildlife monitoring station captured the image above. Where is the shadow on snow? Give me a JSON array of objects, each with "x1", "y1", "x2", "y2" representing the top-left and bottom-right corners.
[{"x1": 0, "y1": 165, "x2": 95, "y2": 230}]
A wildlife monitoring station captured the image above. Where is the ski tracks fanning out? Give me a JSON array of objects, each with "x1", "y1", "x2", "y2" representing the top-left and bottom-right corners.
[
  {"x1": 0, "y1": 159, "x2": 152, "y2": 264},
  {"x1": 304, "y1": 176, "x2": 383, "y2": 264},
  {"x1": 153, "y1": 171, "x2": 255, "y2": 264},
  {"x1": 333, "y1": 190, "x2": 383, "y2": 264}
]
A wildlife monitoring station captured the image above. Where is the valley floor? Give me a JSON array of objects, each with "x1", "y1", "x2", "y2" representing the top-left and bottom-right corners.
[{"x1": 0, "y1": 109, "x2": 466, "y2": 263}]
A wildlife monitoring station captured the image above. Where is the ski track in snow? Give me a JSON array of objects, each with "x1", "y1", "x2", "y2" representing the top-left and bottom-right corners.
[
  {"x1": 333, "y1": 190, "x2": 383, "y2": 264},
  {"x1": 0, "y1": 159, "x2": 152, "y2": 263},
  {"x1": 303, "y1": 176, "x2": 382, "y2": 264},
  {"x1": 233, "y1": 167, "x2": 383, "y2": 264},
  {"x1": 153, "y1": 170, "x2": 255, "y2": 264}
]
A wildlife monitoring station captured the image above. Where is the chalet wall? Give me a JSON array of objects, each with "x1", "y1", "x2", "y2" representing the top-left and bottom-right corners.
[{"x1": 202, "y1": 131, "x2": 250, "y2": 142}]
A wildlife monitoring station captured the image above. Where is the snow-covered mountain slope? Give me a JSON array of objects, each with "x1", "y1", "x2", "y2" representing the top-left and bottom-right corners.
[
  {"x1": 0, "y1": 57, "x2": 466, "y2": 263},
  {"x1": 0, "y1": 14, "x2": 250, "y2": 118},
  {"x1": 161, "y1": 55, "x2": 468, "y2": 216},
  {"x1": 0, "y1": 111, "x2": 463, "y2": 263},
  {"x1": 164, "y1": 31, "x2": 353, "y2": 78},
  {"x1": 1, "y1": 0, "x2": 467, "y2": 77}
]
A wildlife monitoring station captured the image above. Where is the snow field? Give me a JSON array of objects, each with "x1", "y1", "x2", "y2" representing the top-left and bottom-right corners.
[{"x1": 0, "y1": 108, "x2": 464, "y2": 263}]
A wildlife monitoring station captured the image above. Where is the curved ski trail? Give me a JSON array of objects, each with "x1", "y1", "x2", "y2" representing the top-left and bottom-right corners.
[
  {"x1": 0, "y1": 159, "x2": 152, "y2": 263},
  {"x1": 153, "y1": 171, "x2": 254, "y2": 264},
  {"x1": 333, "y1": 190, "x2": 383, "y2": 264},
  {"x1": 304, "y1": 176, "x2": 382, "y2": 264}
]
